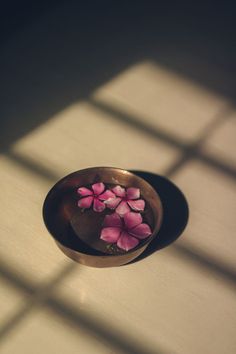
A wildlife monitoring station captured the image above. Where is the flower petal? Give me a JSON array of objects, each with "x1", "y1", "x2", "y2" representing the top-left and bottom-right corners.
[
  {"x1": 117, "y1": 231, "x2": 139, "y2": 251},
  {"x1": 103, "y1": 213, "x2": 123, "y2": 228},
  {"x1": 92, "y1": 182, "x2": 105, "y2": 195},
  {"x1": 100, "y1": 227, "x2": 121, "y2": 243},
  {"x1": 99, "y1": 190, "x2": 115, "y2": 201},
  {"x1": 129, "y1": 223, "x2": 152, "y2": 239},
  {"x1": 77, "y1": 187, "x2": 93, "y2": 196},
  {"x1": 77, "y1": 196, "x2": 93, "y2": 209},
  {"x1": 124, "y1": 212, "x2": 142, "y2": 229},
  {"x1": 115, "y1": 201, "x2": 130, "y2": 217},
  {"x1": 127, "y1": 187, "x2": 140, "y2": 200},
  {"x1": 93, "y1": 198, "x2": 105, "y2": 212},
  {"x1": 127, "y1": 199, "x2": 145, "y2": 211},
  {"x1": 112, "y1": 185, "x2": 126, "y2": 197},
  {"x1": 104, "y1": 197, "x2": 121, "y2": 209}
]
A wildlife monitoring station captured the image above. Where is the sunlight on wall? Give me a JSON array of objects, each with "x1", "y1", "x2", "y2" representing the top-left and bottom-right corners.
[
  {"x1": 92, "y1": 60, "x2": 228, "y2": 143},
  {"x1": 5, "y1": 60, "x2": 231, "y2": 181}
]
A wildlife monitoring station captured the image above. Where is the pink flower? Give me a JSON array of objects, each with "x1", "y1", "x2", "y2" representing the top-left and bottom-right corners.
[
  {"x1": 77, "y1": 183, "x2": 115, "y2": 212},
  {"x1": 104, "y1": 186, "x2": 145, "y2": 216},
  {"x1": 100, "y1": 212, "x2": 152, "y2": 251}
]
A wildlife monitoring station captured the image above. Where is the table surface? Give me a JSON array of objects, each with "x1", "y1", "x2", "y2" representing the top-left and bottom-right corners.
[{"x1": 0, "y1": 4, "x2": 236, "y2": 354}]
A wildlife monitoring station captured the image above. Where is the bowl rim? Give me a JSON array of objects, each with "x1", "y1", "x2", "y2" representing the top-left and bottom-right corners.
[{"x1": 42, "y1": 166, "x2": 163, "y2": 258}]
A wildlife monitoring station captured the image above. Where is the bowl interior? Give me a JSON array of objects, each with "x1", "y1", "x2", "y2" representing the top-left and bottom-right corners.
[{"x1": 43, "y1": 167, "x2": 163, "y2": 257}]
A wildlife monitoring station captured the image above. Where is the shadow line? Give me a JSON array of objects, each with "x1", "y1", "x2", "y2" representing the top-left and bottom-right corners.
[
  {"x1": 47, "y1": 297, "x2": 168, "y2": 354},
  {"x1": 89, "y1": 97, "x2": 186, "y2": 150},
  {"x1": 0, "y1": 262, "x2": 76, "y2": 341},
  {"x1": 164, "y1": 144, "x2": 236, "y2": 180},
  {"x1": 173, "y1": 244, "x2": 236, "y2": 287},
  {"x1": 164, "y1": 106, "x2": 234, "y2": 177},
  {"x1": 6, "y1": 150, "x2": 60, "y2": 183},
  {"x1": 129, "y1": 171, "x2": 236, "y2": 288},
  {"x1": 0, "y1": 304, "x2": 32, "y2": 341},
  {"x1": 0, "y1": 259, "x2": 168, "y2": 354},
  {"x1": 90, "y1": 98, "x2": 236, "y2": 180}
]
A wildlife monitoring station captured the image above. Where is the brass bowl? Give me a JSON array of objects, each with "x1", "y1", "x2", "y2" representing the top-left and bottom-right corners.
[{"x1": 42, "y1": 167, "x2": 163, "y2": 267}]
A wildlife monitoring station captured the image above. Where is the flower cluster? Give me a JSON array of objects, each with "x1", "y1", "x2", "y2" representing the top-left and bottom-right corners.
[
  {"x1": 100, "y1": 212, "x2": 152, "y2": 251},
  {"x1": 77, "y1": 182, "x2": 152, "y2": 251}
]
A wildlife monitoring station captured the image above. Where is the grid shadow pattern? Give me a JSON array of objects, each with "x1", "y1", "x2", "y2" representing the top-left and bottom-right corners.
[{"x1": 0, "y1": 3, "x2": 236, "y2": 352}]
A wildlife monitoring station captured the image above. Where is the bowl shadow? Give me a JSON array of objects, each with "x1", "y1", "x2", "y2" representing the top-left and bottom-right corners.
[{"x1": 128, "y1": 171, "x2": 189, "y2": 264}]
